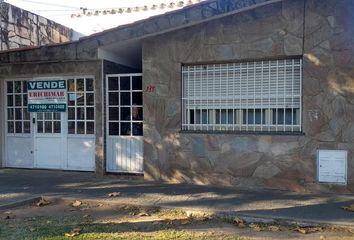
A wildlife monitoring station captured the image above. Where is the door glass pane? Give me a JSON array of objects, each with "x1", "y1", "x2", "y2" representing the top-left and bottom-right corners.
[
  {"x1": 120, "y1": 92, "x2": 130, "y2": 106},
  {"x1": 68, "y1": 94, "x2": 76, "y2": 106},
  {"x1": 45, "y1": 122, "x2": 52, "y2": 133},
  {"x1": 37, "y1": 113, "x2": 43, "y2": 120},
  {"x1": 23, "y1": 81, "x2": 28, "y2": 93},
  {"x1": 15, "y1": 81, "x2": 21, "y2": 93},
  {"x1": 120, "y1": 122, "x2": 131, "y2": 136},
  {"x1": 68, "y1": 107, "x2": 75, "y2": 120},
  {"x1": 23, "y1": 108, "x2": 30, "y2": 120},
  {"x1": 53, "y1": 112, "x2": 61, "y2": 120},
  {"x1": 132, "y1": 107, "x2": 143, "y2": 121},
  {"x1": 7, "y1": 95, "x2": 13, "y2": 106},
  {"x1": 132, "y1": 76, "x2": 142, "y2": 90},
  {"x1": 86, "y1": 122, "x2": 94, "y2": 134},
  {"x1": 109, "y1": 92, "x2": 119, "y2": 105},
  {"x1": 7, "y1": 121, "x2": 14, "y2": 133},
  {"x1": 15, "y1": 108, "x2": 22, "y2": 120},
  {"x1": 7, "y1": 108, "x2": 14, "y2": 120},
  {"x1": 24, "y1": 122, "x2": 30, "y2": 133},
  {"x1": 109, "y1": 122, "x2": 119, "y2": 135},
  {"x1": 68, "y1": 79, "x2": 75, "y2": 92},
  {"x1": 76, "y1": 93, "x2": 84, "y2": 106},
  {"x1": 120, "y1": 107, "x2": 130, "y2": 121},
  {"x1": 120, "y1": 77, "x2": 130, "y2": 90},
  {"x1": 132, "y1": 92, "x2": 142, "y2": 105},
  {"x1": 15, "y1": 95, "x2": 22, "y2": 106},
  {"x1": 68, "y1": 121, "x2": 75, "y2": 134},
  {"x1": 108, "y1": 77, "x2": 118, "y2": 90},
  {"x1": 77, "y1": 107, "x2": 85, "y2": 120},
  {"x1": 23, "y1": 94, "x2": 28, "y2": 106},
  {"x1": 45, "y1": 113, "x2": 52, "y2": 120},
  {"x1": 53, "y1": 122, "x2": 61, "y2": 133},
  {"x1": 86, "y1": 93, "x2": 94, "y2": 106},
  {"x1": 77, "y1": 79, "x2": 84, "y2": 91},
  {"x1": 86, "y1": 107, "x2": 94, "y2": 120},
  {"x1": 132, "y1": 123, "x2": 143, "y2": 136},
  {"x1": 7, "y1": 81, "x2": 13, "y2": 93},
  {"x1": 77, "y1": 122, "x2": 85, "y2": 134},
  {"x1": 86, "y1": 78, "x2": 94, "y2": 91},
  {"x1": 37, "y1": 121, "x2": 43, "y2": 133},
  {"x1": 109, "y1": 107, "x2": 119, "y2": 120},
  {"x1": 15, "y1": 122, "x2": 22, "y2": 133}
]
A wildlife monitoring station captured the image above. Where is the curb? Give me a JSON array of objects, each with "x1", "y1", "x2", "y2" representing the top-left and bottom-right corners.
[
  {"x1": 41, "y1": 196, "x2": 354, "y2": 229},
  {"x1": 0, "y1": 196, "x2": 42, "y2": 211}
]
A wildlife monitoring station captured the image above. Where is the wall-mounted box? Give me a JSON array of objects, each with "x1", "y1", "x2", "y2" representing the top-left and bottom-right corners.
[{"x1": 317, "y1": 150, "x2": 347, "y2": 184}]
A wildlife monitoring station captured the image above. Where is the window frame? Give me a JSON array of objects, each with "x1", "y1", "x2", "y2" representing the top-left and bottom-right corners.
[{"x1": 181, "y1": 58, "x2": 303, "y2": 134}]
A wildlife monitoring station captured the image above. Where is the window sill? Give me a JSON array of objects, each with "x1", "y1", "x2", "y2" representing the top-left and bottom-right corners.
[{"x1": 179, "y1": 130, "x2": 305, "y2": 136}]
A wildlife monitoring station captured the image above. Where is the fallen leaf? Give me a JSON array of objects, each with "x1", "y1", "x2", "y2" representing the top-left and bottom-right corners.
[
  {"x1": 108, "y1": 192, "x2": 121, "y2": 197},
  {"x1": 233, "y1": 217, "x2": 246, "y2": 228},
  {"x1": 83, "y1": 214, "x2": 90, "y2": 218},
  {"x1": 268, "y1": 225, "x2": 280, "y2": 232},
  {"x1": 64, "y1": 228, "x2": 81, "y2": 237},
  {"x1": 341, "y1": 204, "x2": 354, "y2": 212},
  {"x1": 180, "y1": 219, "x2": 190, "y2": 225},
  {"x1": 8, "y1": 224, "x2": 15, "y2": 228},
  {"x1": 46, "y1": 220, "x2": 52, "y2": 224},
  {"x1": 320, "y1": 235, "x2": 326, "y2": 240},
  {"x1": 71, "y1": 200, "x2": 82, "y2": 207},
  {"x1": 29, "y1": 227, "x2": 36, "y2": 232},
  {"x1": 249, "y1": 223, "x2": 263, "y2": 232},
  {"x1": 35, "y1": 198, "x2": 51, "y2": 207},
  {"x1": 132, "y1": 225, "x2": 139, "y2": 230},
  {"x1": 138, "y1": 212, "x2": 150, "y2": 217}
]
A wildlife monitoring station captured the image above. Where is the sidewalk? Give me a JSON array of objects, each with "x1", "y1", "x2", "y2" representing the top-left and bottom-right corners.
[{"x1": 0, "y1": 169, "x2": 353, "y2": 227}]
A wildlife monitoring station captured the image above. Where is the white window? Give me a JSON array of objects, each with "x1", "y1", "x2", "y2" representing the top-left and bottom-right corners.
[
  {"x1": 182, "y1": 59, "x2": 302, "y2": 132},
  {"x1": 6, "y1": 80, "x2": 31, "y2": 134},
  {"x1": 67, "y1": 77, "x2": 95, "y2": 135}
]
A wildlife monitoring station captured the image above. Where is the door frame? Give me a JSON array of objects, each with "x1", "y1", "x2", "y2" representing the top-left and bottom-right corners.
[{"x1": 105, "y1": 73, "x2": 144, "y2": 174}]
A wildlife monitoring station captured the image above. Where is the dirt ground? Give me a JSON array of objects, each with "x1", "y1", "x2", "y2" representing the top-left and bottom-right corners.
[{"x1": 0, "y1": 198, "x2": 353, "y2": 240}]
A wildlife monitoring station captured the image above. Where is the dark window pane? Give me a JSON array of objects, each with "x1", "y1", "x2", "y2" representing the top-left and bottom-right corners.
[
  {"x1": 86, "y1": 107, "x2": 94, "y2": 120},
  {"x1": 216, "y1": 110, "x2": 227, "y2": 124},
  {"x1": 37, "y1": 113, "x2": 43, "y2": 120},
  {"x1": 86, "y1": 93, "x2": 94, "y2": 106},
  {"x1": 77, "y1": 122, "x2": 85, "y2": 134},
  {"x1": 108, "y1": 77, "x2": 118, "y2": 90},
  {"x1": 120, "y1": 92, "x2": 130, "y2": 106},
  {"x1": 109, "y1": 92, "x2": 119, "y2": 105},
  {"x1": 77, "y1": 79, "x2": 84, "y2": 91},
  {"x1": 132, "y1": 107, "x2": 142, "y2": 121},
  {"x1": 23, "y1": 81, "x2": 27, "y2": 93},
  {"x1": 15, "y1": 121, "x2": 22, "y2": 133},
  {"x1": 189, "y1": 109, "x2": 195, "y2": 124},
  {"x1": 120, "y1": 122, "x2": 131, "y2": 136},
  {"x1": 68, "y1": 79, "x2": 75, "y2": 92},
  {"x1": 86, "y1": 78, "x2": 94, "y2": 91},
  {"x1": 120, "y1": 107, "x2": 130, "y2": 121},
  {"x1": 15, "y1": 108, "x2": 22, "y2": 120},
  {"x1": 272, "y1": 109, "x2": 297, "y2": 125},
  {"x1": 68, "y1": 107, "x2": 75, "y2": 120},
  {"x1": 53, "y1": 112, "x2": 61, "y2": 120},
  {"x1": 86, "y1": 122, "x2": 94, "y2": 134},
  {"x1": 53, "y1": 122, "x2": 61, "y2": 133},
  {"x1": 44, "y1": 113, "x2": 52, "y2": 120},
  {"x1": 68, "y1": 121, "x2": 75, "y2": 134},
  {"x1": 23, "y1": 94, "x2": 28, "y2": 106},
  {"x1": 68, "y1": 94, "x2": 76, "y2": 106},
  {"x1": 196, "y1": 109, "x2": 207, "y2": 124},
  {"x1": 45, "y1": 121, "x2": 52, "y2": 133},
  {"x1": 77, "y1": 107, "x2": 85, "y2": 120},
  {"x1": 132, "y1": 76, "x2": 142, "y2": 90},
  {"x1": 109, "y1": 122, "x2": 119, "y2": 135},
  {"x1": 7, "y1": 95, "x2": 13, "y2": 107},
  {"x1": 132, "y1": 92, "x2": 142, "y2": 105},
  {"x1": 37, "y1": 121, "x2": 43, "y2": 133},
  {"x1": 7, "y1": 121, "x2": 14, "y2": 133},
  {"x1": 7, "y1": 108, "x2": 14, "y2": 120},
  {"x1": 15, "y1": 95, "x2": 22, "y2": 106},
  {"x1": 7, "y1": 81, "x2": 13, "y2": 93},
  {"x1": 76, "y1": 93, "x2": 84, "y2": 106},
  {"x1": 23, "y1": 108, "x2": 30, "y2": 120},
  {"x1": 24, "y1": 121, "x2": 30, "y2": 133},
  {"x1": 243, "y1": 109, "x2": 265, "y2": 124},
  {"x1": 120, "y1": 76, "x2": 130, "y2": 90},
  {"x1": 109, "y1": 107, "x2": 119, "y2": 120},
  {"x1": 15, "y1": 81, "x2": 21, "y2": 93},
  {"x1": 132, "y1": 122, "x2": 143, "y2": 136}
]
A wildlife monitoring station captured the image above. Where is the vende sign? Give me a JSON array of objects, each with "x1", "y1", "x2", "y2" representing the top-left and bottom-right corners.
[{"x1": 27, "y1": 80, "x2": 67, "y2": 112}]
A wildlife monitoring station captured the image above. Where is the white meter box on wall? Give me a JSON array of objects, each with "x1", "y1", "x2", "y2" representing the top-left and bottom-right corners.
[{"x1": 317, "y1": 150, "x2": 348, "y2": 184}]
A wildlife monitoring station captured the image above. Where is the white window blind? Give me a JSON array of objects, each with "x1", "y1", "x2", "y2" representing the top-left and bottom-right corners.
[{"x1": 182, "y1": 58, "x2": 302, "y2": 132}]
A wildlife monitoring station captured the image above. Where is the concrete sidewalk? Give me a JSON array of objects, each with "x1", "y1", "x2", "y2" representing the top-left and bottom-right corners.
[{"x1": 0, "y1": 169, "x2": 354, "y2": 227}]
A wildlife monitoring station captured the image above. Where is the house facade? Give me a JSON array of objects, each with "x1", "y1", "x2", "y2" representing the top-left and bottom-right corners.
[{"x1": 0, "y1": 0, "x2": 353, "y2": 193}]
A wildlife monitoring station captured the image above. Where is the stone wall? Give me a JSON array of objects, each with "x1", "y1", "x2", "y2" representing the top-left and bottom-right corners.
[
  {"x1": 0, "y1": 2, "x2": 75, "y2": 51},
  {"x1": 142, "y1": 0, "x2": 354, "y2": 193}
]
